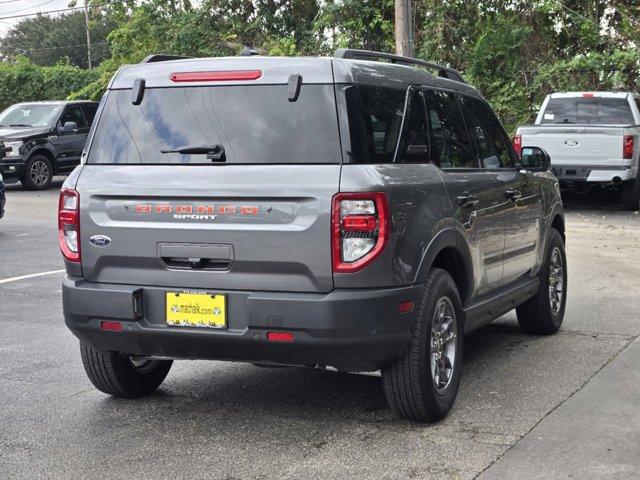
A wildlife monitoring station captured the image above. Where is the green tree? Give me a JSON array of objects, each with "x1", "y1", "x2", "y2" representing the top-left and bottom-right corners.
[{"x1": 0, "y1": 11, "x2": 117, "y2": 68}]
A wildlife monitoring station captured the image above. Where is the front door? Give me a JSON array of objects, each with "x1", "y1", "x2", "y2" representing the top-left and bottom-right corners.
[{"x1": 51, "y1": 105, "x2": 88, "y2": 172}]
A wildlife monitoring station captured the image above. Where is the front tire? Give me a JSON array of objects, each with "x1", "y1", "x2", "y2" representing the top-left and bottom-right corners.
[
  {"x1": 382, "y1": 268, "x2": 464, "y2": 423},
  {"x1": 21, "y1": 155, "x2": 53, "y2": 190},
  {"x1": 80, "y1": 343, "x2": 172, "y2": 398},
  {"x1": 516, "y1": 228, "x2": 567, "y2": 334},
  {"x1": 621, "y1": 174, "x2": 639, "y2": 211}
]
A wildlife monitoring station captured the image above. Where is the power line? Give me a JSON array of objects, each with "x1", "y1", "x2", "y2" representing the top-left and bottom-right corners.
[
  {"x1": 0, "y1": 0, "x2": 57, "y2": 16},
  {"x1": 0, "y1": 0, "x2": 128, "y2": 21},
  {"x1": 6, "y1": 41, "x2": 111, "y2": 53}
]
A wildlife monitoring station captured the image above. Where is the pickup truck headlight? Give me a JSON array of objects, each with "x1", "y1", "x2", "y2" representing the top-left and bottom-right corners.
[{"x1": 3, "y1": 141, "x2": 23, "y2": 157}]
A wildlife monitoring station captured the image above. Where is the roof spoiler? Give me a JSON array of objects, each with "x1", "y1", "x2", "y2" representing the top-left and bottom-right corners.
[
  {"x1": 140, "y1": 54, "x2": 192, "y2": 64},
  {"x1": 334, "y1": 48, "x2": 466, "y2": 84}
]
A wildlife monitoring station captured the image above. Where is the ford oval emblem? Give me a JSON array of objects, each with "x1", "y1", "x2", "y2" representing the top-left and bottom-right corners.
[
  {"x1": 563, "y1": 139, "x2": 579, "y2": 147},
  {"x1": 89, "y1": 235, "x2": 111, "y2": 247}
]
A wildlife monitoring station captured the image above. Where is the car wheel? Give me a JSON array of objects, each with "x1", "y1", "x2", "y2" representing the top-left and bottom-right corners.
[
  {"x1": 516, "y1": 228, "x2": 567, "y2": 334},
  {"x1": 621, "y1": 174, "x2": 639, "y2": 211},
  {"x1": 382, "y1": 268, "x2": 464, "y2": 423},
  {"x1": 22, "y1": 155, "x2": 53, "y2": 190},
  {"x1": 80, "y1": 343, "x2": 173, "y2": 398}
]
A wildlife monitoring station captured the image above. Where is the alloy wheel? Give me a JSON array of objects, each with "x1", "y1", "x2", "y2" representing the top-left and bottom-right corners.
[
  {"x1": 29, "y1": 160, "x2": 50, "y2": 186},
  {"x1": 430, "y1": 296, "x2": 457, "y2": 393},
  {"x1": 548, "y1": 246, "x2": 564, "y2": 314}
]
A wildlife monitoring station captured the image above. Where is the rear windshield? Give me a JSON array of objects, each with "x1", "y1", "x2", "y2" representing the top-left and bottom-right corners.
[
  {"x1": 87, "y1": 85, "x2": 342, "y2": 164},
  {"x1": 541, "y1": 97, "x2": 635, "y2": 125}
]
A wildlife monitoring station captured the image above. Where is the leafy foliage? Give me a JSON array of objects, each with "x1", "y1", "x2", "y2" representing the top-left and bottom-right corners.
[{"x1": 0, "y1": 58, "x2": 100, "y2": 111}]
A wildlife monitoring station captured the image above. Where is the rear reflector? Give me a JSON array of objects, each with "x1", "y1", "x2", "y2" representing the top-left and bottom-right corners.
[
  {"x1": 582, "y1": 92, "x2": 595, "y2": 98},
  {"x1": 100, "y1": 321, "x2": 122, "y2": 332},
  {"x1": 170, "y1": 70, "x2": 262, "y2": 82},
  {"x1": 398, "y1": 301, "x2": 415, "y2": 313},
  {"x1": 266, "y1": 331, "x2": 294, "y2": 342}
]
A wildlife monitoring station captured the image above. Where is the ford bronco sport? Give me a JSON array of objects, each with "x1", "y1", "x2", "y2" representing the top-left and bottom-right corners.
[{"x1": 60, "y1": 50, "x2": 567, "y2": 423}]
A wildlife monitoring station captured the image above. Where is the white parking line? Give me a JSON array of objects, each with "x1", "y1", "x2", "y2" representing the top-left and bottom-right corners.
[{"x1": 0, "y1": 269, "x2": 65, "y2": 285}]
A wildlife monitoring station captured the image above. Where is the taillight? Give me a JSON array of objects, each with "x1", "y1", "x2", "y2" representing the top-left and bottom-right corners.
[
  {"x1": 623, "y1": 135, "x2": 634, "y2": 159},
  {"x1": 58, "y1": 188, "x2": 80, "y2": 262},
  {"x1": 332, "y1": 192, "x2": 389, "y2": 273},
  {"x1": 512, "y1": 134, "x2": 522, "y2": 157}
]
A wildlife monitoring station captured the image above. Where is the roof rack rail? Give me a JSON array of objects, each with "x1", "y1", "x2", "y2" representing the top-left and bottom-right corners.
[
  {"x1": 140, "y1": 54, "x2": 192, "y2": 64},
  {"x1": 334, "y1": 48, "x2": 465, "y2": 84}
]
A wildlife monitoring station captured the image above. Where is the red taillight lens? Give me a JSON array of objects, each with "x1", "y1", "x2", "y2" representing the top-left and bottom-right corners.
[
  {"x1": 512, "y1": 134, "x2": 522, "y2": 157},
  {"x1": 170, "y1": 70, "x2": 262, "y2": 82},
  {"x1": 332, "y1": 192, "x2": 389, "y2": 273},
  {"x1": 623, "y1": 135, "x2": 634, "y2": 159},
  {"x1": 58, "y1": 188, "x2": 80, "y2": 262}
]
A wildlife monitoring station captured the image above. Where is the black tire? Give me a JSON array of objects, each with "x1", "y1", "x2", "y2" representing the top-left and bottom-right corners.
[
  {"x1": 80, "y1": 343, "x2": 172, "y2": 398},
  {"x1": 516, "y1": 228, "x2": 567, "y2": 334},
  {"x1": 382, "y1": 268, "x2": 464, "y2": 423},
  {"x1": 621, "y1": 174, "x2": 639, "y2": 211},
  {"x1": 21, "y1": 155, "x2": 53, "y2": 190}
]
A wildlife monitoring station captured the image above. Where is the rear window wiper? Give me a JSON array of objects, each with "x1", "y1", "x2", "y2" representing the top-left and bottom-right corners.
[{"x1": 161, "y1": 144, "x2": 226, "y2": 162}]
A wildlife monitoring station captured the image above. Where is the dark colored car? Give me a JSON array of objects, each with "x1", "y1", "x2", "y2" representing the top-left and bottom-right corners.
[
  {"x1": 60, "y1": 50, "x2": 567, "y2": 423},
  {"x1": 0, "y1": 100, "x2": 99, "y2": 190}
]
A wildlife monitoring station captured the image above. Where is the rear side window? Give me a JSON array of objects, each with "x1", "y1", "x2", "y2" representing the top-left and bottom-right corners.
[
  {"x1": 423, "y1": 90, "x2": 476, "y2": 168},
  {"x1": 346, "y1": 85, "x2": 406, "y2": 164},
  {"x1": 87, "y1": 85, "x2": 342, "y2": 164},
  {"x1": 395, "y1": 88, "x2": 430, "y2": 164},
  {"x1": 541, "y1": 97, "x2": 635, "y2": 125},
  {"x1": 458, "y1": 95, "x2": 516, "y2": 169}
]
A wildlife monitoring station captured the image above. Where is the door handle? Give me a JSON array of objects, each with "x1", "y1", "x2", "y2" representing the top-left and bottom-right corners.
[
  {"x1": 457, "y1": 192, "x2": 479, "y2": 207},
  {"x1": 505, "y1": 189, "x2": 522, "y2": 200}
]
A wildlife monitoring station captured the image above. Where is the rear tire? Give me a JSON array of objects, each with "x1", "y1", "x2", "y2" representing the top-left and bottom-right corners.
[
  {"x1": 21, "y1": 155, "x2": 53, "y2": 190},
  {"x1": 621, "y1": 174, "x2": 639, "y2": 211},
  {"x1": 80, "y1": 343, "x2": 172, "y2": 398},
  {"x1": 516, "y1": 228, "x2": 567, "y2": 334},
  {"x1": 382, "y1": 268, "x2": 464, "y2": 423}
]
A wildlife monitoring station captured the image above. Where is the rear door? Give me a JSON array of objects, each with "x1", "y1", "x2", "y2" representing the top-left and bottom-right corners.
[
  {"x1": 458, "y1": 94, "x2": 542, "y2": 285},
  {"x1": 423, "y1": 89, "x2": 508, "y2": 298},
  {"x1": 77, "y1": 71, "x2": 342, "y2": 293}
]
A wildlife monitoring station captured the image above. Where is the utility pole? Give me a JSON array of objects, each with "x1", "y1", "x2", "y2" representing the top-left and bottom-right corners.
[
  {"x1": 84, "y1": 0, "x2": 92, "y2": 69},
  {"x1": 395, "y1": 0, "x2": 414, "y2": 58}
]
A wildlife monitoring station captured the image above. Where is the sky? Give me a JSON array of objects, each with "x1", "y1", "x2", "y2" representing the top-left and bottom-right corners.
[{"x1": 0, "y1": 0, "x2": 71, "y2": 37}]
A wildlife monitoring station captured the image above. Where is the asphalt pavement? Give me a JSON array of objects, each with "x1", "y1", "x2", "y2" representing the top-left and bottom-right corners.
[{"x1": 0, "y1": 179, "x2": 638, "y2": 479}]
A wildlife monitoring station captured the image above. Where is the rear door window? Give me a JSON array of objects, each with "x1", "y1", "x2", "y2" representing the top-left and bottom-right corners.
[
  {"x1": 395, "y1": 87, "x2": 430, "y2": 164},
  {"x1": 458, "y1": 94, "x2": 516, "y2": 169},
  {"x1": 87, "y1": 85, "x2": 342, "y2": 164},
  {"x1": 541, "y1": 97, "x2": 635, "y2": 125},
  {"x1": 423, "y1": 89, "x2": 476, "y2": 168}
]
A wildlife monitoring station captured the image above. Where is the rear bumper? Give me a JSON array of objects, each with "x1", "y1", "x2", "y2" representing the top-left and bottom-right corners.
[
  {"x1": 62, "y1": 277, "x2": 423, "y2": 371},
  {"x1": 552, "y1": 164, "x2": 638, "y2": 183}
]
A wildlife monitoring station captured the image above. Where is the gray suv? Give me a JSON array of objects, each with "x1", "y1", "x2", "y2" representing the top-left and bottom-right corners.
[{"x1": 60, "y1": 49, "x2": 567, "y2": 423}]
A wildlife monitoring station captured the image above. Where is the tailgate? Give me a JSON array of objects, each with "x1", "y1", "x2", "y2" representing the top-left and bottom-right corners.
[
  {"x1": 521, "y1": 126, "x2": 625, "y2": 166},
  {"x1": 77, "y1": 165, "x2": 339, "y2": 293}
]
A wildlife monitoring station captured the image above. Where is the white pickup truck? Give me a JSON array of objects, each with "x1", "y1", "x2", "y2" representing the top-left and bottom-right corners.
[{"x1": 515, "y1": 92, "x2": 640, "y2": 210}]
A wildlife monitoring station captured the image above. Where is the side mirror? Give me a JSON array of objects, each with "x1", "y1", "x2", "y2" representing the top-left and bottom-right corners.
[
  {"x1": 521, "y1": 146, "x2": 551, "y2": 172},
  {"x1": 60, "y1": 121, "x2": 78, "y2": 134}
]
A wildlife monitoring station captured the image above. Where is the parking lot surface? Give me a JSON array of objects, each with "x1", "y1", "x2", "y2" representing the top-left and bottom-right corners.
[{"x1": 1, "y1": 180, "x2": 639, "y2": 479}]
